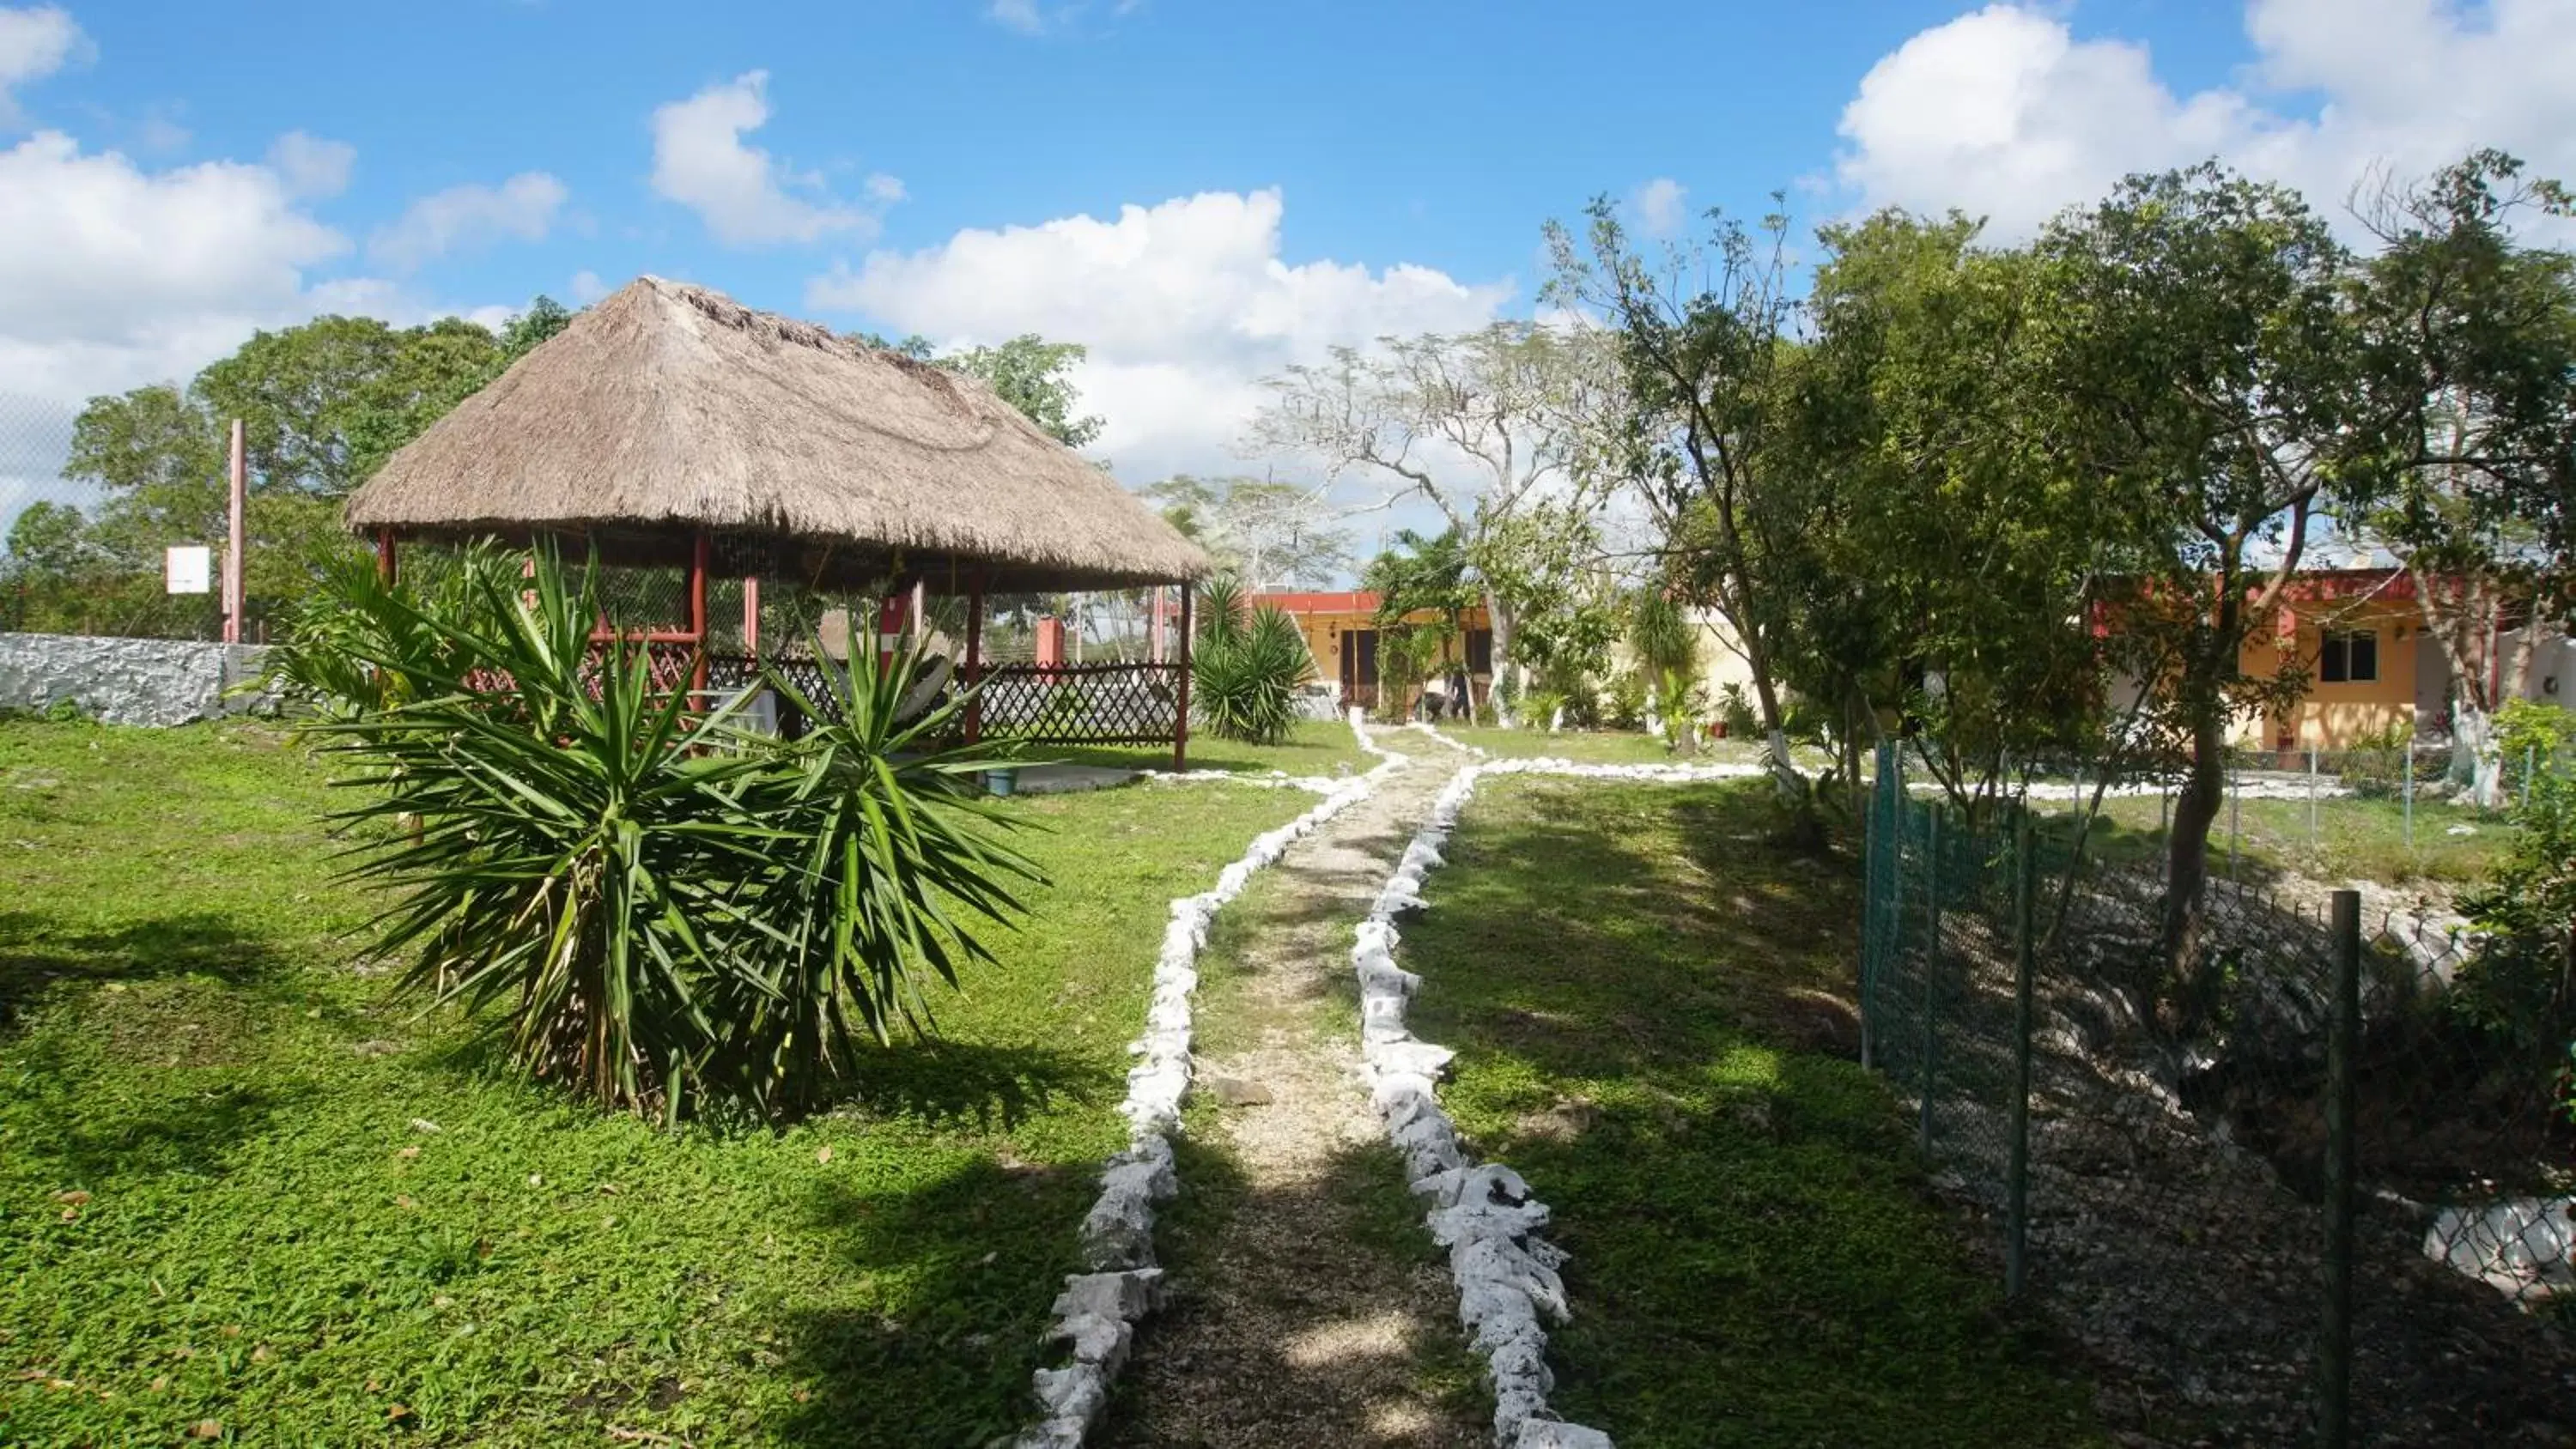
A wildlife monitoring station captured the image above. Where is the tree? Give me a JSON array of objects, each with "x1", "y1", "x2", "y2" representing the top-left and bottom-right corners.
[
  {"x1": 1362, "y1": 529, "x2": 1479, "y2": 718},
  {"x1": 942, "y1": 334, "x2": 1103, "y2": 448},
  {"x1": 1793, "y1": 211, "x2": 2121, "y2": 815},
  {"x1": 1145, "y1": 474, "x2": 1352, "y2": 589},
  {"x1": 2341, "y1": 151, "x2": 2576, "y2": 805},
  {"x1": 1546, "y1": 196, "x2": 1808, "y2": 786},
  {"x1": 2032, "y1": 164, "x2": 2377, "y2": 1008},
  {"x1": 1249, "y1": 322, "x2": 1614, "y2": 711},
  {"x1": 12, "y1": 299, "x2": 565, "y2": 638}
]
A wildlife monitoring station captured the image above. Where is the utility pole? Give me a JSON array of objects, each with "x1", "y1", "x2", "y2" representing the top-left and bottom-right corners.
[{"x1": 222, "y1": 419, "x2": 246, "y2": 644}]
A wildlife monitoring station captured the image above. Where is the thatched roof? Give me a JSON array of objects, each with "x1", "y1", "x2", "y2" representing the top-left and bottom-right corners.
[{"x1": 343, "y1": 276, "x2": 1209, "y2": 592}]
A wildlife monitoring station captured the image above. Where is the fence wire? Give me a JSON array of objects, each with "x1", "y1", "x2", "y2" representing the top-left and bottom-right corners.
[{"x1": 1862, "y1": 740, "x2": 2576, "y2": 1447}]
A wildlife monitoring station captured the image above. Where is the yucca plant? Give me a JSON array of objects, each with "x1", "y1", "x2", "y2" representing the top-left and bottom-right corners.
[
  {"x1": 320, "y1": 549, "x2": 1039, "y2": 1120},
  {"x1": 262, "y1": 543, "x2": 522, "y2": 719},
  {"x1": 1192, "y1": 577, "x2": 1311, "y2": 745},
  {"x1": 712, "y1": 644, "x2": 1042, "y2": 1114}
]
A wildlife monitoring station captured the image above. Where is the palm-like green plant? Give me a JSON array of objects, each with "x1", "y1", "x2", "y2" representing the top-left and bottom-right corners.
[
  {"x1": 261, "y1": 543, "x2": 522, "y2": 718},
  {"x1": 1629, "y1": 586, "x2": 1704, "y2": 743},
  {"x1": 1190, "y1": 576, "x2": 1311, "y2": 744},
  {"x1": 320, "y1": 549, "x2": 1039, "y2": 1120},
  {"x1": 718, "y1": 646, "x2": 1042, "y2": 1114}
]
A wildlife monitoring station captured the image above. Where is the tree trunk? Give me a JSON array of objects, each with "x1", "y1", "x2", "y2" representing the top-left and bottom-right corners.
[
  {"x1": 2451, "y1": 699, "x2": 2504, "y2": 808},
  {"x1": 1745, "y1": 653, "x2": 1801, "y2": 796},
  {"x1": 1483, "y1": 586, "x2": 1516, "y2": 727},
  {"x1": 2160, "y1": 697, "x2": 2227, "y2": 1032}
]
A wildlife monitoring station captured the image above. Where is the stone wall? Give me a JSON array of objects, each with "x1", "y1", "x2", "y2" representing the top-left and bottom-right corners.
[{"x1": 0, "y1": 633, "x2": 273, "y2": 726}]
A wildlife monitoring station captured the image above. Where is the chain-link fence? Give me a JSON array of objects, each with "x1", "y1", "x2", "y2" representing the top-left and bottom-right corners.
[{"x1": 1862, "y1": 740, "x2": 2576, "y2": 1446}]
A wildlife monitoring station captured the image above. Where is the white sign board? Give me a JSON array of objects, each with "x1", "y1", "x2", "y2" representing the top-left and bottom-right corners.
[{"x1": 165, "y1": 545, "x2": 212, "y2": 595}]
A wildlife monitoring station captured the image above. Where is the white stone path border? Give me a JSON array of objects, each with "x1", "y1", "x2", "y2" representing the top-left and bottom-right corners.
[
  {"x1": 1012, "y1": 717, "x2": 1408, "y2": 1448},
  {"x1": 1358, "y1": 721, "x2": 1769, "y2": 1448}
]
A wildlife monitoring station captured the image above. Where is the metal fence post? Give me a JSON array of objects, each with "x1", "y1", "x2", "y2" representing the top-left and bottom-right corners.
[
  {"x1": 2008, "y1": 813, "x2": 2038, "y2": 1300},
  {"x1": 1921, "y1": 803, "x2": 1942, "y2": 1158},
  {"x1": 2229, "y1": 761, "x2": 2243, "y2": 883},
  {"x1": 2319, "y1": 888, "x2": 2361, "y2": 1449},
  {"x1": 2308, "y1": 746, "x2": 2319, "y2": 854},
  {"x1": 2403, "y1": 743, "x2": 2415, "y2": 852}
]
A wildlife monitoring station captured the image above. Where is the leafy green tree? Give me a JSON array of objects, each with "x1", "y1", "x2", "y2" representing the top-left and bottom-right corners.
[
  {"x1": 1793, "y1": 211, "x2": 2120, "y2": 815},
  {"x1": 9, "y1": 298, "x2": 570, "y2": 638},
  {"x1": 943, "y1": 334, "x2": 1103, "y2": 448},
  {"x1": 2340, "y1": 151, "x2": 2576, "y2": 804},
  {"x1": 1546, "y1": 197, "x2": 1807, "y2": 785},
  {"x1": 2031, "y1": 164, "x2": 2377, "y2": 1006}
]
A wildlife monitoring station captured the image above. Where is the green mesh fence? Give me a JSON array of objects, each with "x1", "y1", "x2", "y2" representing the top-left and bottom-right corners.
[{"x1": 1858, "y1": 740, "x2": 2575, "y2": 1446}]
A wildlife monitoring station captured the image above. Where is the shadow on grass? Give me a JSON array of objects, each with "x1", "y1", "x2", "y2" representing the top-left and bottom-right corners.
[
  {"x1": 825, "y1": 1040, "x2": 1102, "y2": 1131},
  {"x1": 1394, "y1": 778, "x2": 2101, "y2": 1448},
  {"x1": 762, "y1": 1153, "x2": 1089, "y2": 1448},
  {"x1": 4, "y1": 1028, "x2": 314, "y2": 1191},
  {"x1": 0, "y1": 909, "x2": 295, "y2": 1029}
]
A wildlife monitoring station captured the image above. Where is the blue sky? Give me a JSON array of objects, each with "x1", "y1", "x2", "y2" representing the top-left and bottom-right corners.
[{"x1": 4, "y1": 0, "x2": 2573, "y2": 539}]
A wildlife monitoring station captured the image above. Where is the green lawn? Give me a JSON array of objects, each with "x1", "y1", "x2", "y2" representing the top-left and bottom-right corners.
[
  {"x1": 1396, "y1": 777, "x2": 2103, "y2": 1447},
  {"x1": 1432, "y1": 724, "x2": 1685, "y2": 765},
  {"x1": 2036, "y1": 786, "x2": 2506, "y2": 888},
  {"x1": 0, "y1": 718, "x2": 1309, "y2": 1448},
  {"x1": 1033, "y1": 717, "x2": 1371, "y2": 778}
]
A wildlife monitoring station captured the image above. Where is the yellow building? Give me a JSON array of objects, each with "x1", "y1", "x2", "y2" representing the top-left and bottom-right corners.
[
  {"x1": 2231, "y1": 570, "x2": 2427, "y2": 754},
  {"x1": 1251, "y1": 591, "x2": 1492, "y2": 711}
]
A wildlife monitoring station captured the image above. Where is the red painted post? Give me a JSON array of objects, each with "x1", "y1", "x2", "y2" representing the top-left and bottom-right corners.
[
  {"x1": 963, "y1": 567, "x2": 986, "y2": 746},
  {"x1": 1174, "y1": 581, "x2": 1194, "y2": 771},
  {"x1": 876, "y1": 593, "x2": 908, "y2": 679},
  {"x1": 374, "y1": 527, "x2": 398, "y2": 586},
  {"x1": 689, "y1": 530, "x2": 710, "y2": 701}
]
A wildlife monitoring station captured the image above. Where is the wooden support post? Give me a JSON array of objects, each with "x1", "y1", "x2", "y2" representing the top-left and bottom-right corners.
[
  {"x1": 963, "y1": 568, "x2": 986, "y2": 746},
  {"x1": 689, "y1": 530, "x2": 709, "y2": 701},
  {"x1": 374, "y1": 526, "x2": 398, "y2": 586},
  {"x1": 742, "y1": 576, "x2": 761, "y2": 656},
  {"x1": 1175, "y1": 581, "x2": 1194, "y2": 772},
  {"x1": 223, "y1": 419, "x2": 246, "y2": 643}
]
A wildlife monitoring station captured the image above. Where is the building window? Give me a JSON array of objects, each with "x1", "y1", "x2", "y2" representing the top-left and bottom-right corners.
[{"x1": 2320, "y1": 630, "x2": 2378, "y2": 683}]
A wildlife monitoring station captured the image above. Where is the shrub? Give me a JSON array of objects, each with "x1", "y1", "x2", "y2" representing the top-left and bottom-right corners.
[
  {"x1": 320, "y1": 549, "x2": 1038, "y2": 1120},
  {"x1": 2451, "y1": 707, "x2": 2576, "y2": 1094},
  {"x1": 1191, "y1": 577, "x2": 1311, "y2": 744}
]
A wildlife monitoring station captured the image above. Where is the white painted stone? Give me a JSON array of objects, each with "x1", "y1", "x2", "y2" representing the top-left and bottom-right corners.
[{"x1": 1515, "y1": 1417, "x2": 1616, "y2": 1447}]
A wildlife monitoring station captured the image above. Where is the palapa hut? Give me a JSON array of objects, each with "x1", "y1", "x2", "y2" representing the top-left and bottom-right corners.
[{"x1": 344, "y1": 276, "x2": 1213, "y2": 762}]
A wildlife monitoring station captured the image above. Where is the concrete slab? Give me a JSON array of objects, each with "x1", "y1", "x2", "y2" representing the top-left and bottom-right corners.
[{"x1": 1012, "y1": 763, "x2": 1143, "y2": 796}]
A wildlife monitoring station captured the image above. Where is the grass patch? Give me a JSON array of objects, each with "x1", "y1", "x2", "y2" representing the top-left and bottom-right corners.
[
  {"x1": 1031, "y1": 718, "x2": 1370, "y2": 778},
  {"x1": 2036, "y1": 787, "x2": 2506, "y2": 888},
  {"x1": 0, "y1": 718, "x2": 1309, "y2": 1447},
  {"x1": 1397, "y1": 777, "x2": 2104, "y2": 1447},
  {"x1": 1435, "y1": 724, "x2": 1681, "y2": 765}
]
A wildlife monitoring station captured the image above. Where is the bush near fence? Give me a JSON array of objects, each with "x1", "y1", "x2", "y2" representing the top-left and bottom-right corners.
[{"x1": 1861, "y1": 741, "x2": 2576, "y2": 1447}]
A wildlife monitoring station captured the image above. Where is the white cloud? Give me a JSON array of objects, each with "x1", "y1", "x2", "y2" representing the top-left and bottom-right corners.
[
  {"x1": 368, "y1": 171, "x2": 568, "y2": 271},
  {"x1": 648, "y1": 70, "x2": 891, "y2": 246},
  {"x1": 1631, "y1": 177, "x2": 1688, "y2": 239},
  {"x1": 1834, "y1": 1, "x2": 2576, "y2": 239},
  {"x1": 987, "y1": 0, "x2": 1048, "y2": 34},
  {"x1": 0, "y1": 131, "x2": 347, "y2": 397},
  {"x1": 0, "y1": 5, "x2": 84, "y2": 127},
  {"x1": 568, "y1": 268, "x2": 610, "y2": 303},
  {"x1": 864, "y1": 171, "x2": 906, "y2": 204},
  {"x1": 267, "y1": 130, "x2": 354, "y2": 198},
  {"x1": 804, "y1": 188, "x2": 1510, "y2": 483}
]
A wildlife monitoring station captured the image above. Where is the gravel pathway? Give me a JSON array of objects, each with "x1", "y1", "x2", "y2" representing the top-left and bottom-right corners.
[{"x1": 1104, "y1": 749, "x2": 1485, "y2": 1449}]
